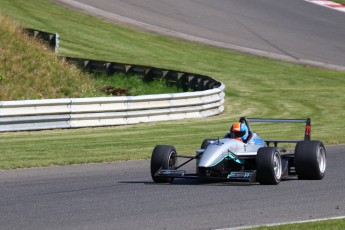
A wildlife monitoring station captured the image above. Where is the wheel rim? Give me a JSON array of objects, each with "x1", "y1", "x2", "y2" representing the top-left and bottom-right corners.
[
  {"x1": 169, "y1": 151, "x2": 177, "y2": 169},
  {"x1": 273, "y1": 152, "x2": 282, "y2": 180},
  {"x1": 317, "y1": 147, "x2": 326, "y2": 173}
]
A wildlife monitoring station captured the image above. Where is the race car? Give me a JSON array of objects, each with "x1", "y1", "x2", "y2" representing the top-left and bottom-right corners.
[{"x1": 150, "y1": 117, "x2": 326, "y2": 185}]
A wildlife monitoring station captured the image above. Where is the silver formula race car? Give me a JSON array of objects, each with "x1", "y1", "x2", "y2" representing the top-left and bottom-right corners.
[{"x1": 150, "y1": 117, "x2": 326, "y2": 185}]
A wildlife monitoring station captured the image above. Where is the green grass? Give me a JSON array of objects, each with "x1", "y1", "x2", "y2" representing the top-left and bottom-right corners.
[
  {"x1": 95, "y1": 74, "x2": 183, "y2": 96},
  {"x1": 0, "y1": 0, "x2": 344, "y2": 170},
  {"x1": 332, "y1": 0, "x2": 345, "y2": 4}
]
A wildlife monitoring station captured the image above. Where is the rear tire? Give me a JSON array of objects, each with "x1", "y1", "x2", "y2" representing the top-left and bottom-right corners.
[
  {"x1": 150, "y1": 145, "x2": 177, "y2": 183},
  {"x1": 256, "y1": 147, "x2": 282, "y2": 185},
  {"x1": 295, "y1": 141, "x2": 326, "y2": 180}
]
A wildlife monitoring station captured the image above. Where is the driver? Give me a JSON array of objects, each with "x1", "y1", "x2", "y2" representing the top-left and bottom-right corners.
[{"x1": 230, "y1": 122, "x2": 249, "y2": 142}]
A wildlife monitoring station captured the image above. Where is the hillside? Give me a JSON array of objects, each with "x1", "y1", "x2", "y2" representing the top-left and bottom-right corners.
[
  {"x1": 0, "y1": 13, "x2": 102, "y2": 101},
  {"x1": 0, "y1": 12, "x2": 184, "y2": 101}
]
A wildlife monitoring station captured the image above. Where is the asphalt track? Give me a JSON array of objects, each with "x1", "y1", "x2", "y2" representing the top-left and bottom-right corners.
[
  {"x1": 1, "y1": 145, "x2": 345, "y2": 230},
  {"x1": 54, "y1": 0, "x2": 345, "y2": 71}
]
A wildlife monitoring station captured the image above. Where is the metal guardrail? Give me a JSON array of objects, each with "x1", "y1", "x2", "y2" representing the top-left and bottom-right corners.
[
  {"x1": 24, "y1": 29, "x2": 59, "y2": 53},
  {"x1": 64, "y1": 57, "x2": 222, "y2": 92},
  {"x1": 0, "y1": 88, "x2": 224, "y2": 132},
  {"x1": 0, "y1": 29, "x2": 225, "y2": 132}
]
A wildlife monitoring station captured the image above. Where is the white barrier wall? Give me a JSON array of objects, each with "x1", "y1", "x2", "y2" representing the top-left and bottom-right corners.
[{"x1": 0, "y1": 84, "x2": 225, "y2": 132}]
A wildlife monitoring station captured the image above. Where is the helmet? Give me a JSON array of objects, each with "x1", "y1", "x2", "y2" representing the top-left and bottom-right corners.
[{"x1": 230, "y1": 122, "x2": 249, "y2": 142}]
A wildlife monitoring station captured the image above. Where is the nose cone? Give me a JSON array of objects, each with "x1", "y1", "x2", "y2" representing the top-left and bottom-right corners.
[{"x1": 198, "y1": 139, "x2": 241, "y2": 167}]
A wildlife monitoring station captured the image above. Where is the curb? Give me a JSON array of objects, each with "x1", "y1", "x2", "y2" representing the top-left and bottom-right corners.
[{"x1": 305, "y1": 0, "x2": 345, "y2": 12}]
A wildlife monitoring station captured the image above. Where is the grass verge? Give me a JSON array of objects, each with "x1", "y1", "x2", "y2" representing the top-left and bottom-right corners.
[
  {"x1": 0, "y1": 0, "x2": 344, "y2": 170},
  {"x1": 95, "y1": 74, "x2": 183, "y2": 96},
  {"x1": 332, "y1": 0, "x2": 345, "y2": 4},
  {"x1": 251, "y1": 217, "x2": 345, "y2": 229}
]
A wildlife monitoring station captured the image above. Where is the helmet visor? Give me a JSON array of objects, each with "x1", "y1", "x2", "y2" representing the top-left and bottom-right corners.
[{"x1": 232, "y1": 131, "x2": 246, "y2": 138}]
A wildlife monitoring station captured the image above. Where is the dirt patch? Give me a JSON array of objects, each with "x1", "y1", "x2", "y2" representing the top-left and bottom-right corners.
[{"x1": 101, "y1": 86, "x2": 129, "y2": 96}]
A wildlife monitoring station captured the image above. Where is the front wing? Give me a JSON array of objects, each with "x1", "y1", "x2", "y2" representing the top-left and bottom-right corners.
[{"x1": 155, "y1": 169, "x2": 256, "y2": 183}]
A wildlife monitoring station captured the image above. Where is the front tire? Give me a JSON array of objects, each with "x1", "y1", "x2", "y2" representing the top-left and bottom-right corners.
[
  {"x1": 256, "y1": 147, "x2": 282, "y2": 185},
  {"x1": 150, "y1": 145, "x2": 177, "y2": 183},
  {"x1": 295, "y1": 141, "x2": 326, "y2": 180}
]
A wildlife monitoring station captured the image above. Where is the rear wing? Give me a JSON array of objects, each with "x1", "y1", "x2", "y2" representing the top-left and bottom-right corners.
[{"x1": 241, "y1": 117, "x2": 311, "y2": 147}]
